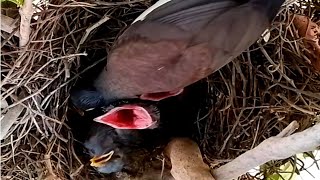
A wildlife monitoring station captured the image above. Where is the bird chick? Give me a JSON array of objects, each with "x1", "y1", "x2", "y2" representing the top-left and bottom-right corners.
[{"x1": 84, "y1": 122, "x2": 161, "y2": 174}]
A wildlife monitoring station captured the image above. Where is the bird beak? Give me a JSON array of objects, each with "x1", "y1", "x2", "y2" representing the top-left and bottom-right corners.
[
  {"x1": 90, "y1": 150, "x2": 114, "y2": 167},
  {"x1": 94, "y1": 105, "x2": 155, "y2": 129},
  {"x1": 140, "y1": 89, "x2": 184, "y2": 101}
]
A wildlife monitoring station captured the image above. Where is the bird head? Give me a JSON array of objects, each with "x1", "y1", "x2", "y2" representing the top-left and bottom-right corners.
[
  {"x1": 84, "y1": 123, "x2": 153, "y2": 174},
  {"x1": 71, "y1": 88, "x2": 161, "y2": 130},
  {"x1": 84, "y1": 124, "x2": 126, "y2": 174}
]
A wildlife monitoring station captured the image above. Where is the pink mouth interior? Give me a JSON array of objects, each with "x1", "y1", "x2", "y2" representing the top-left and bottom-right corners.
[
  {"x1": 140, "y1": 89, "x2": 183, "y2": 101},
  {"x1": 94, "y1": 105, "x2": 153, "y2": 129}
]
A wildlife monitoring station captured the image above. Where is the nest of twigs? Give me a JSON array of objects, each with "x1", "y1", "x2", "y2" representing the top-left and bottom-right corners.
[{"x1": 1, "y1": 0, "x2": 320, "y2": 179}]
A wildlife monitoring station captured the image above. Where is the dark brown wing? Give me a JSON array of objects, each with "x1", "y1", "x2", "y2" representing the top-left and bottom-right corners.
[
  {"x1": 95, "y1": 0, "x2": 283, "y2": 99},
  {"x1": 121, "y1": 0, "x2": 240, "y2": 37}
]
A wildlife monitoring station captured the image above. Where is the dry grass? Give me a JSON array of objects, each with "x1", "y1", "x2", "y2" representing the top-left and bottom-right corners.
[
  {"x1": 1, "y1": 0, "x2": 319, "y2": 179},
  {"x1": 197, "y1": 0, "x2": 320, "y2": 178},
  {"x1": 1, "y1": 0, "x2": 151, "y2": 179}
]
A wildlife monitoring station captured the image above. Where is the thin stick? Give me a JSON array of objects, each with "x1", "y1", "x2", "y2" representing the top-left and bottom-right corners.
[{"x1": 77, "y1": 15, "x2": 111, "y2": 50}]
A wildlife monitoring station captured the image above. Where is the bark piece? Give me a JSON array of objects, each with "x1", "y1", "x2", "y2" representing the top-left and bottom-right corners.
[
  {"x1": 165, "y1": 138, "x2": 214, "y2": 180},
  {"x1": 1, "y1": 14, "x2": 20, "y2": 37}
]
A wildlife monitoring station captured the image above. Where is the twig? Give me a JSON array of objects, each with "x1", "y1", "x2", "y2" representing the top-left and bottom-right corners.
[
  {"x1": 212, "y1": 121, "x2": 320, "y2": 180},
  {"x1": 47, "y1": 2, "x2": 96, "y2": 8},
  {"x1": 259, "y1": 44, "x2": 296, "y2": 88},
  {"x1": 93, "y1": 0, "x2": 146, "y2": 6},
  {"x1": 40, "y1": 56, "x2": 106, "y2": 107},
  {"x1": 277, "y1": 94, "x2": 317, "y2": 115},
  {"x1": 275, "y1": 83, "x2": 320, "y2": 100},
  {"x1": 77, "y1": 14, "x2": 111, "y2": 50},
  {"x1": 44, "y1": 154, "x2": 57, "y2": 178},
  {"x1": 276, "y1": 121, "x2": 299, "y2": 137}
]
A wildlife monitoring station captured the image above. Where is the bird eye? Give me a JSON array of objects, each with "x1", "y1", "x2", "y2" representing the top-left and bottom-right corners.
[
  {"x1": 84, "y1": 147, "x2": 95, "y2": 155},
  {"x1": 83, "y1": 148, "x2": 89, "y2": 154},
  {"x1": 90, "y1": 148, "x2": 94, "y2": 153}
]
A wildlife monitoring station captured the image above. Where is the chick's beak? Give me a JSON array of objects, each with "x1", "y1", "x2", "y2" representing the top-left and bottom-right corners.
[
  {"x1": 94, "y1": 105, "x2": 155, "y2": 129},
  {"x1": 90, "y1": 150, "x2": 114, "y2": 167}
]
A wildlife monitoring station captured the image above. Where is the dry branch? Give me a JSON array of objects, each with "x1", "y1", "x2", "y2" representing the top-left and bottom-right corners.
[
  {"x1": 212, "y1": 120, "x2": 320, "y2": 180},
  {"x1": 78, "y1": 14, "x2": 110, "y2": 50},
  {"x1": 19, "y1": 0, "x2": 33, "y2": 47}
]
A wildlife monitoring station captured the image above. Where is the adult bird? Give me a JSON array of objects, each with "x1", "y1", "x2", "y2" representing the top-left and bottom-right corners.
[{"x1": 71, "y1": 0, "x2": 285, "y2": 129}]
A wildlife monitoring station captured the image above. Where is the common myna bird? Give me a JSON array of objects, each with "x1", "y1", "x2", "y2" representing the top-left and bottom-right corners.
[{"x1": 71, "y1": 0, "x2": 285, "y2": 129}]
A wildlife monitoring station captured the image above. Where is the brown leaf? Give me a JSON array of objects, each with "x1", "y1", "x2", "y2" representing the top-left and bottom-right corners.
[
  {"x1": 165, "y1": 138, "x2": 215, "y2": 180},
  {"x1": 1, "y1": 99, "x2": 9, "y2": 109},
  {"x1": 0, "y1": 104, "x2": 25, "y2": 140},
  {"x1": 292, "y1": 14, "x2": 320, "y2": 71}
]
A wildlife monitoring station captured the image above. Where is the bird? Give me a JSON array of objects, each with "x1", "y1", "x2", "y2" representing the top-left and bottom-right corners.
[
  {"x1": 84, "y1": 122, "x2": 166, "y2": 175},
  {"x1": 71, "y1": 0, "x2": 285, "y2": 129}
]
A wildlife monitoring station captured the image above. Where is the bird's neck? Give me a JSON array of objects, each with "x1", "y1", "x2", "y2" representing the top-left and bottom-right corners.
[{"x1": 94, "y1": 70, "x2": 135, "y2": 103}]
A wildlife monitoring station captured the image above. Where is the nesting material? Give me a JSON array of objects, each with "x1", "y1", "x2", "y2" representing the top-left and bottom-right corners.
[
  {"x1": 292, "y1": 14, "x2": 320, "y2": 71},
  {"x1": 165, "y1": 138, "x2": 214, "y2": 180},
  {"x1": 0, "y1": 104, "x2": 24, "y2": 140},
  {"x1": 1, "y1": 0, "x2": 320, "y2": 179}
]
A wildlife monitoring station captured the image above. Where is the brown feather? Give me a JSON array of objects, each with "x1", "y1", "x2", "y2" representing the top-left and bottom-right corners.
[
  {"x1": 96, "y1": 1, "x2": 272, "y2": 100},
  {"x1": 72, "y1": 0, "x2": 285, "y2": 109}
]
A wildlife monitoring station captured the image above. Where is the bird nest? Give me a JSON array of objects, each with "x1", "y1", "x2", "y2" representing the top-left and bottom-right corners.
[{"x1": 1, "y1": 0, "x2": 319, "y2": 179}]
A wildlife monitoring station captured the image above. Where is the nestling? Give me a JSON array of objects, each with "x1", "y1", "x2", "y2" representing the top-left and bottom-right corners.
[{"x1": 84, "y1": 121, "x2": 161, "y2": 174}]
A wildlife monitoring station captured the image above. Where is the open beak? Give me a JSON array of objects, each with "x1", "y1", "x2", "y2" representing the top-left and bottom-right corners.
[
  {"x1": 90, "y1": 150, "x2": 114, "y2": 167},
  {"x1": 94, "y1": 105, "x2": 155, "y2": 129}
]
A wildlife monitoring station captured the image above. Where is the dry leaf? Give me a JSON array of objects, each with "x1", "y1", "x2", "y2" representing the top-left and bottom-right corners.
[
  {"x1": 261, "y1": 29, "x2": 271, "y2": 42},
  {"x1": 1, "y1": 15, "x2": 20, "y2": 38},
  {"x1": 0, "y1": 104, "x2": 24, "y2": 140},
  {"x1": 165, "y1": 138, "x2": 214, "y2": 180},
  {"x1": 292, "y1": 14, "x2": 320, "y2": 71},
  {"x1": 1, "y1": 99, "x2": 9, "y2": 109}
]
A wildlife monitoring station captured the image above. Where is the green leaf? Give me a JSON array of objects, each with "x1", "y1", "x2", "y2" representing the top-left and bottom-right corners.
[
  {"x1": 1, "y1": 0, "x2": 24, "y2": 7},
  {"x1": 266, "y1": 162, "x2": 298, "y2": 180},
  {"x1": 303, "y1": 152, "x2": 315, "y2": 159},
  {"x1": 267, "y1": 174, "x2": 280, "y2": 180}
]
